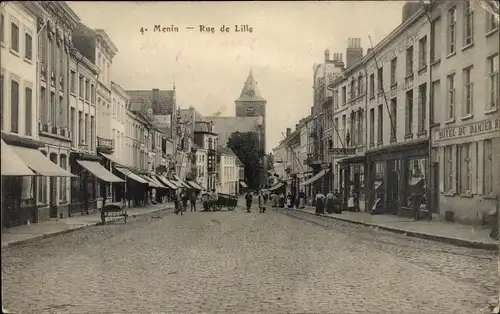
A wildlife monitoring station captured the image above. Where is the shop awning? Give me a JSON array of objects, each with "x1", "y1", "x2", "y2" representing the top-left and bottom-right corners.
[
  {"x1": 140, "y1": 175, "x2": 164, "y2": 189},
  {"x1": 100, "y1": 152, "x2": 124, "y2": 166},
  {"x1": 268, "y1": 182, "x2": 284, "y2": 192},
  {"x1": 172, "y1": 176, "x2": 190, "y2": 188},
  {"x1": 156, "y1": 175, "x2": 178, "y2": 190},
  {"x1": 373, "y1": 180, "x2": 383, "y2": 190},
  {"x1": 115, "y1": 167, "x2": 149, "y2": 184},
  {"x1": 1, "y1": 140, "x2": 36, "y2": 176},
  {"x1": 77, "y1": 160, "x2": 124, "y2": 183},
  {"x1": 239, "y1": 181, "x2": 248, "y2": 188},
  {"x1": 187, "y1": 180, "x2": 204, "y2": 190},
  {"x1": 409, "y1": 177, "x2": 423, "y2": 186},
  {"x1": 149, "y1": 175, "x2": 169, "y2": 189},
  {"x1": 10, "y1": 145, "x2": 76, "y2": 177},
  {"x1": 300, "y1": 169, "x2": 330, "y2": 186}
]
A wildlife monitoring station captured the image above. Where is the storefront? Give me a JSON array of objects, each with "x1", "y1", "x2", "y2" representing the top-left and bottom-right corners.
[
  {"x1": 366, "y1": 139, "x2": 429, "y2": 217},
  {"x1": 433, "y1": 118, "x2": 499, "y2": 224},
  {"x1": 69, "y1": 153, "x2": 125, "y2": 216},
  {"x1": 114, "y1": 166, "x2": 150, "y2": 207},
  {"x1": 338, "y1": 154, "x2": 366, "y2": 212},
  {"x1": 1, "y1": 135, "x2": 76, "y2": 227},
  {"x1": 300, "y1": 166, "x2": 331, "y2": 201}
]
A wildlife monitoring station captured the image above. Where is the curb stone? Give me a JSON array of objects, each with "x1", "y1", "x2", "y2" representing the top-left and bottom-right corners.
[
  {"x1": 288, "y1": 208, "x2": 498, "y2": 251},
  {"x1": 1, "y1": 207, "x2": 172, "y2": 249}
]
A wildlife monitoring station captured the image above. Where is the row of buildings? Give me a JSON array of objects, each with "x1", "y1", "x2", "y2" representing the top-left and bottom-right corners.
[
  {"x1": 272, "y1": 1, "x2": 499, "y2": 225},
  {"x1": 0, "y1": 1, "x2": 244, "y2": 229}
]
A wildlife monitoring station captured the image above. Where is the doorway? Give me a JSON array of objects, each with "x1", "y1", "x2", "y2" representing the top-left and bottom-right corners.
[{"x1": 49, "y1": 153, "x2": 58, "y2": 218}]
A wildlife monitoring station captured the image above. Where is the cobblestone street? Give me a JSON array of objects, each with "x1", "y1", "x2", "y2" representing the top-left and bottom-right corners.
[{"x1": 2, "y1": 206, "x2": 498, "y2": 314}]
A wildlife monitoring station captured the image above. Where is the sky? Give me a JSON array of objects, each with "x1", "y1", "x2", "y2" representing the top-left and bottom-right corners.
[{"x1": 67, "y1": 1, "x2": 406, "y2": 152}]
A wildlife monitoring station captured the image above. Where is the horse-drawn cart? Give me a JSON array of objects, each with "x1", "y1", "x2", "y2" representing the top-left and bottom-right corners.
[{"x1": 216, "y1": 193, "x2": 237, "y2": 211}]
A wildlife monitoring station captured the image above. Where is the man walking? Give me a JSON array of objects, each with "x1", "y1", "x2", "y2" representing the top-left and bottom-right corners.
[
  {"x1": 245, "y1": 191, "x2": 253, "y2": 213},
  {"x1": 258, "y1": 190, "x2": 267, "y2": 213},
  {"x1": 190, "y1": 190, "x2": 197, "y2": 212}
]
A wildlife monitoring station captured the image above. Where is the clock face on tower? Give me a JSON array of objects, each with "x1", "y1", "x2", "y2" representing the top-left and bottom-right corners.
[{"x1": 246, "y1": 107, "x2": 256, "y2": 116}]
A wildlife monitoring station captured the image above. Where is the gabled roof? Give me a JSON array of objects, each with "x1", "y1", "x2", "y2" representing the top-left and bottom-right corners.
[
  {"x1": 235, "y1": 69, "x2": 266, "y2": 103},
  {"x1": 194, "y1": 121, "x2": 217, "y2": 134},
  {"x1": 205, "y1": 116, "x2": 263, "y2": 147},
  {"x1": 127, "y1": 89, "x2": 174, "y2": 115},
  {"x1": 217, "y1": 145, "x2": 236, "y2": 156},
  {"x1": 180, "y1": 108, "x2": 204, "y2": 123}
]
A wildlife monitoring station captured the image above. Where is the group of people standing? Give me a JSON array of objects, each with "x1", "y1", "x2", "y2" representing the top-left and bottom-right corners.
[
  {"x1": 244, "y1": 190, "x2": 271, "y2": 213},
  {"x1": 173, "y1": 188, "x2": 199, "y2": 215}
]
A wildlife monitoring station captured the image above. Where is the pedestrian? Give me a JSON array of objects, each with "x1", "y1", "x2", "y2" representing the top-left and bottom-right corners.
[
  {"x1": 258, "y1": 190, "x2": 267, "y2": 213},
  {"x1": 315, "y1": 190, "x2": 325, "y2": 215},
  {"x1": 173, "y1": 193, "x2": 182, "y2": 215},
  {"x1": 326, "y1": 190, "x2": 334, "y2": 214},
  {"x1": 299, "y1": 190, "x2": 306, "y2": 209},
  {"x1": 181, "y1": 189, "x2": 189, "y2": 212},
  {"x1": 190, "y1": 190, "x2": 197, "y2": 212},
  {"x1": 411, "y1": 186, "x2": 423, "y2": 221},
  {"x1": 245, "y1": 191, "x2": 253, "y2": 213},
  {"x1": 279, "y1": 193, "x2": 285, "y2": 208}
]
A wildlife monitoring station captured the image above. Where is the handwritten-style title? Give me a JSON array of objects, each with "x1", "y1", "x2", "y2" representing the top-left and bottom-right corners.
[{"x1": 140, "y1": 24, "x2": 253, "y2": 35}]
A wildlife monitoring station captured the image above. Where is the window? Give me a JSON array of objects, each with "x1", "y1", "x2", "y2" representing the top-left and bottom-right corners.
[
  {"x1": 377, "y1": 104, "x2": 383, "y2": 144},
  {"x1": 78, "y1": 111, "x2": 83, "y2": 143},
  {"x1": 357, "y1": 110, "x2": 363, "y2": 145},
  {"x1": 463, "y1": 67, "x2": 473, "y2": 115},
  {"x1": 70, "y1": 71, "x2": 76, "y2": 94},
  {"x1": 0, "y1": 13, "x2": 4, "y2": 43},
  {"x1": 406, "y1": 46, "x2": 414, "y2": 76},
  {"x1": 79, "y1": 76, "x2": 84, "y2": 98},
  {"x1": 350, "y1": 112, "x2": 357, "y2": 146},
  {"x1": 418, "y1": 36, "x2": 427, "y2": 69},
  {"x1": 85, "y1": 80, "x2": 90, "y2": 101},
  {"x1": 60, "y1": 155, "x2": 67, "y2": 202},
  {"x1": 487, "y1": 11, "x2": 499, "y2": 33},
  {"x1": 446, "y1": 74, "x2": 455, "y2": 119},
  {"x1": 488, "y1": 54, "x2": 499, "y2": 110},
  {"x1": 25, "y1": 87, "x2": 32, "y2": 136},
  {"x1": 91, "y1": 84, "x2": 95, "y2": 103},
  {"x1": 369, "y1": 108, "x2": 375, "y2": 145},
  {"x1": 484, "y1": 139, "x2": 493, "y2": 196},
  {"x1": 458, "y1": 143, "x2": 471, "y2": 194},
  {"x1": 85, "y1": 114, "x2": 89, "y2": 145},
  {"x1": 334, "y1": 90, "x2": 339, "y2": 109},
  {"x1": 11, "y1": 80, "x2": 19, "y2": 133},
  {"x1": 431, "y1": 80, "x2": 440, "y2": 125},
  {"x1": 444, "y1": 145, "x2": 454, "y2": 193},
  {"x1": 357, "y1": 75, "x2": 363, "y2": 95},
  {"x1": 430, "y1": 17, "x2": 441, "y2": 62},
  {"x1": 377, "y1": 67, "x2": 384, "y2": 92},
  {"x1": 390, "y1": 98, "x2": 397, "y2": 141},
  {"x1": 0, "y1": 73, "x2": 3, "y2": 130},
  {"x1": 37, "y1": 172, "x2": 47, "y2": 204},
  {"x1": 341, "y1": 86, "x2": 346, "y2": 105},
  {"x1": 50, "y1": 92, "x2": 56, "y2": 125},
  {"x1": 463, "y1": 1, "x2": 474, "y2": 46},
  {"x1": 342, "y1": 114, "x2": 346, "y2": 144},
  {"x1": 11, "y1": 22, "x2": 19, "y2": 53},
  {"x1": 369, "y1": 73, "x2": 374, "y2": 97},
  {"x1": 350, "y1": 79, "x2": 355, "y2": 100},
  {"x1": 70, "y1": 108, "x2": 75, "y2": 145},
  {"x1": 405, "y1": 90, "x2": 413, "y2": 135},
  {"x1": 447, "y1": 7, "x2": 457, "y2": 54},
  {"x1": 418, "y1": 83, "x2": 427, "y2": 133},
  {"x1": 390, "y1": 57, "x2": 397, "y2": 85},
  {"x1": 39, "y1": 33, "x2": 46, "y2": 63},
  {"x1": 25, "y1": 32, "x2": 32, "y2": 60}
]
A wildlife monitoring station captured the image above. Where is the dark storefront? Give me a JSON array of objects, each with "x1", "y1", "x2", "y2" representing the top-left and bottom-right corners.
[
  {"x1": 114, "y1": 166, "x2": 150, "y2": 207},
  {"x1": 69, "y1": 153, "x2": 104, "y2": 216},
  {"x1": 338, "y1": 154, "x2": 366, "y2": 211},
  {"x1": 366, "y1": 139, "x2": 429, "y2": 217}
]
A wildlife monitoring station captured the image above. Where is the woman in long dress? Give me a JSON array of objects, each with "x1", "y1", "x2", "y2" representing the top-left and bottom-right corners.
[
  {"x1": 315, "y1": 191, "x2": 325, "y2": 215},
  {"x1": 325, "y1": 190, "x2": 334, "y2": 214}
]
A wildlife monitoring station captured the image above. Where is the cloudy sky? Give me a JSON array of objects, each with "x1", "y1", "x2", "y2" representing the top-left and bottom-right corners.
[{"x1": 67, "y1": 1, "x2": 405, "y2": 152}]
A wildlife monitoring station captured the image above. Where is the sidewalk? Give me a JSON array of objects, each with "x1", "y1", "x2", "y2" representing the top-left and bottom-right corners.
[
  {"x1": 1, "y1": 203, "x2": 174, "y2": 248},
  {"x1": 295, "y1": 206, "x2": 498, "y2": 250}
]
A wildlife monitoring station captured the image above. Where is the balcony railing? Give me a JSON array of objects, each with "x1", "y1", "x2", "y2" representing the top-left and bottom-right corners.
[{"x1": 97, "y1": 136, "x2": 114, "y2": 152}]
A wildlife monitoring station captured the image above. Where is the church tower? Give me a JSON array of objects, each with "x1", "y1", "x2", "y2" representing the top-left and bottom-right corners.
[{"x1": 234, "y1": 69, "x2": 267, "y2": 153}]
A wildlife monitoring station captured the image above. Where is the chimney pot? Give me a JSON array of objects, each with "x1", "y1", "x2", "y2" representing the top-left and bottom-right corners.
[{"x1": 286, "y1": 128, "x2": 291, "y2": 137}]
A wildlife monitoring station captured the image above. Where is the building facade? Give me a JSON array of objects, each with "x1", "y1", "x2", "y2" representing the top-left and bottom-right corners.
[
  {"x1": 193, "y1": 121, "x2": 218, "y2": 190},
  {"x1": 195, "y1": 148, "x2": 208, "y2": 190},
  {"x1": 430, "y1": 0, "x2": 499, "y2": 224},
  {"x1": 217, "y1": 146, "x2": 239, "y2": 195}
]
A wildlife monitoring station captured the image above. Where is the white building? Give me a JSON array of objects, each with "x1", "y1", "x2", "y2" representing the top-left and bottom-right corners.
[
  {"x1": 110, "y1": 81, "x2": 127, "y2": 163},
  {"x1": 195, "y1": 148, "x2": 208, "y2": 190},
  {"x1": 217, "y1": 145, "x2": 239, "y2": 195}
]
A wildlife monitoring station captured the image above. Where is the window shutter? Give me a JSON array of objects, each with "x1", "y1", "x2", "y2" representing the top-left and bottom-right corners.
[
  {"x1": 470, "y1": 142, "x2": 477, "y2": 194},
  {"x1": 439, "y1": 146, "x2": 444, "y2": 193},
  {"x1": 452, "y1": 145, "x2": 458, "y2": 194},
  {"x1": 477, "y1": 140, "x2": 484, "y2": 195}
]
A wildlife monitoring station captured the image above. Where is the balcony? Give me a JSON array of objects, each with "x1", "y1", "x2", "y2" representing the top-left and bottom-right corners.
[
  {"x1": 97, "y1": 136, "x2": 114, "y2": 153},
  {"x1": 78, "y1": 142, "x2": 88, "y2": 152},
  {"x1": 303, "y1": 153, "x2": 324, "y2": 166}
]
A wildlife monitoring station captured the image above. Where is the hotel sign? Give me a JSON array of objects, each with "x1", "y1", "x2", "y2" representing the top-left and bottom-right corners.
[{"x1": 435, "y1": 118, "x2": 499, "y2": 142}]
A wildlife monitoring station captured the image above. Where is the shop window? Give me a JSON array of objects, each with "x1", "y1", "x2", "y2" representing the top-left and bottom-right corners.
[
  {"x1": 443, "y1": 145, "x2": 454, "y2": 193},
  {"x1": 458, "y1": 143, "x2": 471, "y2": 194},
  {"x1": 483, "y1": 139, "x2": 493, "y2": 196},
  {"x1": 406, "y1": 158, "x2": 427, "y2": 207},
  {"x1": 59, "y1": 155, "x2": 67, "y2": 202},
  {"x1": 37, "y1": 152, "x2": 48, "y2": 204}
]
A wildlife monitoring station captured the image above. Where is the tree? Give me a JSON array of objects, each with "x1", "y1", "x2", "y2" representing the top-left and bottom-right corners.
[{"x1": 227, "y1": 131, "x2": 264, "y2": 189}]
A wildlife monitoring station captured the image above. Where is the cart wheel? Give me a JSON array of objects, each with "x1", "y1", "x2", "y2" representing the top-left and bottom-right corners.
[
  {"x1": 228, "y1": 206, "x2": 235, "y2": 211},
  {"x1": 217, "y1": 204, "x2": 223, "y2": 210}
]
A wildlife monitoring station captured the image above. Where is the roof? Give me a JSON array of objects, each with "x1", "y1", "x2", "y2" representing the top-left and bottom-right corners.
[
  {"x1": 180, "y1": 108, "x2": 204, "y2": 123},
  {"x1": 126, "y1": 89, "x2": 174, "y2": 115},
  {"x1": 194, "y1": 121, "x2": 217, "y2": 134},
  {"x1": 235, "y1": 155, "x2": 244, "y2": 166},
  {"x1": 205, "y1": 116, "x2": 263, "y2": 147},
  {"x1": 217, "y1": 145, "x2": 236, "y2": 156},
  {"x1": 235, "y1": 69, "x2": 266, "y2": 103}
]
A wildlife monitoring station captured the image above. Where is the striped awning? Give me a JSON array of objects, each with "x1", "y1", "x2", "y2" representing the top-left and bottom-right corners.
[
  {"x1": 268, "y1": 182, "x2": 284, "y2": 192},
  {"x1": 156, "y1": 175, "x2": 178, "y2": 189},
  {"x1": 77, "y1": 160, "x2": 124, "y2": 183},
  {"x1": 100, "y1": 152, "x2": 124, "y2": 166},
  {"x1": 187, "y1": 180, "x2": 204, "y2": 190},
  {"x1": 115, "y1": 167, "x2": 149, "y2": 184},
  {"x1": 1, "y1": 140, "x2": 35, "y2": 176},
  {"x1": 300, "y1": 169, "x2": 330, "y2": 186},
  {"x1": 10, "y1": 145, "x2": 76, "y2": 177}
]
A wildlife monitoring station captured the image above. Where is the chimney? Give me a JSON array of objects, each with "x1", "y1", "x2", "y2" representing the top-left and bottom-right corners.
[
  {"x1": 324, "y1": 49, "x2": 330, "y2": 62},
  {"x1": 295, "y1": 123, "x2": 299, "y2": 130},
  {"x1": 286, "y1": 128, "x2": 291, "y2": 137},
  {"x1": 346, "y1": 38, "x2": 363, "y2": 68},
  {"x1": 402, "y1": 2, "x2": 422, "y2": 23}
]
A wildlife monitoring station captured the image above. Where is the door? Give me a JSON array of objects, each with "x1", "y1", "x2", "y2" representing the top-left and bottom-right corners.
[
  {"x1": 386, "y1": 160, "x2": 400, "y2": 214},
  {"x1": 432, "y1": 162, "x2": 439, "y2": 214},
  {"x1": 49, "y1": 154, "x2": 58, "y2": 218}
]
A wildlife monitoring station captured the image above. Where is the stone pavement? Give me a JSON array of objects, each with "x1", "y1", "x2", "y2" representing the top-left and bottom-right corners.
[
  {"x1": 1, "y1": 203, "x2": 173, "y2": 248},
  {"x1": 295, "y1": 206, "x2": 498, "y2": 250},
  {"x1": 2, "y1": 204, "x2": 497, "y2": 313}
]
